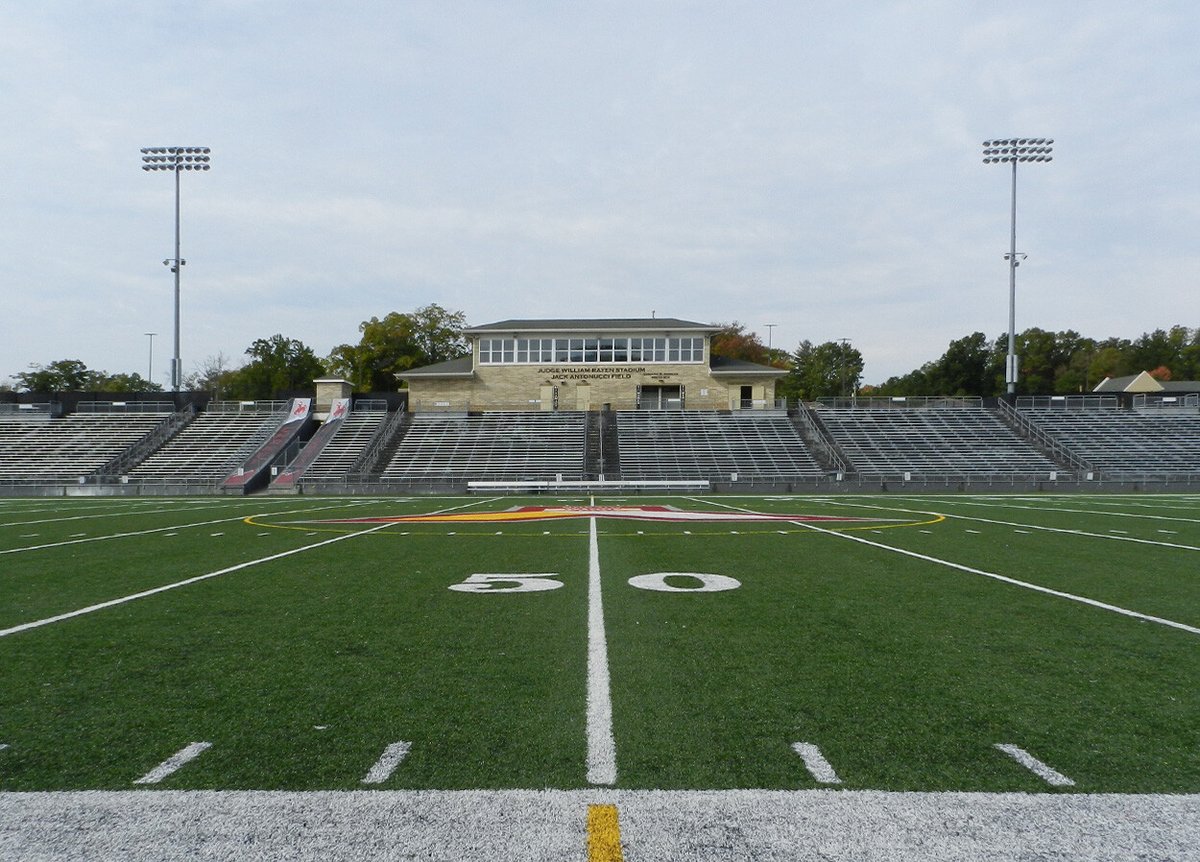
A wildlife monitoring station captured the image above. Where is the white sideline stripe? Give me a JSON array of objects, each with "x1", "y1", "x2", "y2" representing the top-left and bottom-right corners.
[
  {"x1": 0, "y1": 522, "x2": 393, "y2": 638},
  {"x1": 586, "y1": 516, "x2": 617, "y2": 786},
  {"x1": 792, "y1": 742, "x2": 842, "y2": 784},
  {"x1": 994, "y1": 744, "x2": 1075, "y2": 787},
  {"x1": 689, "y1": 498, "x2": 1200, "y2": 636},
  {"x1": 361, "y1": 741, "x2": 411, "y2": 785},
  {"x1": 133, "y1": 741, "x2": 212, "y2": 784}
]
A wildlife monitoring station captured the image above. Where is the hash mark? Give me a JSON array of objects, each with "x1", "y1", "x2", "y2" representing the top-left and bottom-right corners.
[
  {"x1": 362, "y1": 741, "x2": 412, "y2": 784},
  {"x1": 134, "y1": 741, "x2": 212, "y2": 785},
  {"x1": 994, "y1": 743, "x2": 1075, "y2": 787},
  {"x1": 791, "y1": 742, "x2": 842, "y2": 784}
]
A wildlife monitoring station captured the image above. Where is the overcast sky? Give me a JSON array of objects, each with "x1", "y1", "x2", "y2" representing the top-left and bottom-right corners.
[{"x1": 2, "y1": 0, "x2": 1197, "y2": 388}]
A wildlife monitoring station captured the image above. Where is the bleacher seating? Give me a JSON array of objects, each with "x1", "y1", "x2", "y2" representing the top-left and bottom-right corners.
[
  {"x1": 815, "y1": 406, "x2": 1061, "y2": 478},
  {"x1": 381, "y1": 412, "x2": 586, "y2": 481},
  {"x1": 126, "y1": 403, "x2": 288, "y2": 483},
  {"x1": 1021, "y1": 407, "x2": 1200, "y2": 477},
  {"x1": 0, "y1": 408, "x2": 173, "y2": 480},
  {"x1": 616, "y1": 411, "x2": 824, "y2": 480},
  {"x1": 295, "y1": 407, "x2": 390, "y2": 482}
]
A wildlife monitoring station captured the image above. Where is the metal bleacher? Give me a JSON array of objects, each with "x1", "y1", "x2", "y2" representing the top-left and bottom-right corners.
[
  {"x1": 616, "y1": 410, "x2": 825, "y2": 481},
  {"x1": 1020, "y1": 402, "x2": 1200, "y2": 479},
  {"x1": 0, "y1": 404, "x2": 175, "y2": 481},
  {"x1": 380, "y1": 411, "x2": 587, "y2": 481},
  {"x1": 125, "y1": 401, "x2": 290, "y2": 484},
  {"x1": 295, "y1": 404, "x2": 390, "y2": 483},
  {"x1": 814, "y1": 401, "x2": 1062, "y2": 479}
]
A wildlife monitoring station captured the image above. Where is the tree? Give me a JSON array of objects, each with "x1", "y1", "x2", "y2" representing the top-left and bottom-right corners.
[
  {"x1": 780, "y1": 340, "x2": 864, "y2": 401},
  {"x1": 922, "y1": 332, "x2": 997, "y2": 396},
  {"x1": 326, "y1": 303, "x2": 468, "y2": 391},
  {"x1": 182, "y1": 352, "x2": 236, "y2": 398},
  {"x1": 224, "y1": 336, "x2": 326, "y2": 399},
  {"x1": 708, "y1": 322, "x2": 778, "y2": 367},
  {"x1": 92, "y1": 372, "x2": 163, "y2": 393},
  {"x1": 15, "y1": 359, "x2": 95, "y2": 392}
]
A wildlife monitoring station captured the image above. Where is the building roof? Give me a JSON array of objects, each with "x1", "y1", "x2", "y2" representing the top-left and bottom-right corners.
[
  {"x1": 1093, "y1": 371, "x2": 1200, "y2": 394},
  {"x1": 397, "y1": 356, "x2": 474, "y2": 378},
  {"x1": 463, "y1": 318, "x2": 720, "y2": 335},
  {"x1": 707, "y1": 355, "x2": 788, "y2": 377}
]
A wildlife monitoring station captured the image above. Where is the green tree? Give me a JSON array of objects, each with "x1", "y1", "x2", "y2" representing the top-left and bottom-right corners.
[
  {"x1": 781, "y1": 340, "x2": 864, "y2": 401},
  {"x1": 15, "y1": 359, "x2": 95, "y2": 391},
  {"x1": 225, "y1": 335, "x2": 326, "y2": 399},
  {"x1": 923, "y1": 332, "x2": 997, "y2": 396},
  {"x1": 92, "y1": 372, "x2": 163, "y2": 393},
  {"x1": 327, "y1": 303, "x2": 468, "y2": 391}
]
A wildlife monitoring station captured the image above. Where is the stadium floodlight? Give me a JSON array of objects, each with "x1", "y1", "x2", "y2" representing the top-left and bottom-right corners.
[
  {"x1": 982, "y1": 137, "x2": 1053, "y2": 395},
  {"x1": 141, "y1": 146, "x2": 212, "y2": 390}
]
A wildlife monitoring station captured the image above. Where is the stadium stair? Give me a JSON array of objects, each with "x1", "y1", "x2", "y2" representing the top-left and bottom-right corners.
[{"x1": 220, "y1": 399, "x2": 315, "y2": 494}]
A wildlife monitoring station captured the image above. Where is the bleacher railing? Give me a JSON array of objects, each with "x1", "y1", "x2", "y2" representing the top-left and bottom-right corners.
[
  {"x1": 93, "y1": 405, "x2": 196, "y2": 480},
  {"x1": 1132, "y1": 393, "x2": 1199, "y2": 410},
  {"x1": 206, "y1": 400, "x2": 290, "y2": 414},
  {"x1": 1015, "y1": 395, "x2": 1118, "y2": 410},
  {"x1": 0, "y1": 403, "x2": 53, "y2": 415},
  {"x1": 814, "y1": 396, "x2": 983, "y2": 409},
  {"x1": 74, "y1": 401, "x2": 176, "y2": 413},
  {"x1": 991, "y1": 399, "x2": 1097, "y2": 476},
  {"x1": 342, "y1": 404, "x2": 407, "y2": 478}
]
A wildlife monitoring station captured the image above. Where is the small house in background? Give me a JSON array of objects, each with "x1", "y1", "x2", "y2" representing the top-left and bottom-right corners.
[{"x1": 1093, "y1": 371, "x2": 1200, "y2": 409}]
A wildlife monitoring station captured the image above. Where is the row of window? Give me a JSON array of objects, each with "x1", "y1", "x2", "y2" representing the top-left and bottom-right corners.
[{"x1": 478, "y1": 336, "x2": 706, "y2": 365}]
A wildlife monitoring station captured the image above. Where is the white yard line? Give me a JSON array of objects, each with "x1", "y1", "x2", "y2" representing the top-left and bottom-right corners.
[
  {"x1": 885, "y1": 495, "x2": 1200, "y2": 526},
  {"x1": 586, "y1": 516, "x2": 617, "y2": 786},
  {"x1": 816, "y1": 498, "x2": 1200, "y2": 554},
  {"x1": 690, "y1": 497, "x2": 1200, "y2": 636},
  {"x1": 133, "y1": 742, "x2": 212, "y2": 785},
  {"x1": 791, "y1": 743, "x2": 842, "y2": 784},
  {"x1": 0, "y1": 522, "x2": 396, "y2": 639},
  {"x1": 0, "y1": 500, "x2": 379, "y2": 557},
  {"x1": 361, "y1": 742, "x2": 412, "y2": 785},
  {"x1": 0, "y1": 499, "x2": 499, "y2": 638},
  {"x1": 993, "y1": 744, "x2": 1075, "y2": 787}
]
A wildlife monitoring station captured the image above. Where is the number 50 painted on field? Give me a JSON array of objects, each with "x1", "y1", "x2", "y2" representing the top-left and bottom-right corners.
[{"x1": 449, "y1": 572, "x2": 741, "y2": 594}]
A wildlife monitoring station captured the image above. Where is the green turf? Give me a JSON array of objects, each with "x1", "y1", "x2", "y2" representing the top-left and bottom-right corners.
[{"x1": 1, "y1": 493, "x2": 1197, "y2": 792}]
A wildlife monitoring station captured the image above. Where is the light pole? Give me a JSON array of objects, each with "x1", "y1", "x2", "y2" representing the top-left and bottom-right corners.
[
  {"x1": 765, "y1": 324, "x2": 777, "y2": 351},
  {"x1": 141, "y1": 146, "x2": 211, "y2": 390},
  {"x1": 982, "y1": 137, "x2": 1052, "y2": 397},
  {"x1": 145, "y1": 332, "x2": 156, "y2": 386}
]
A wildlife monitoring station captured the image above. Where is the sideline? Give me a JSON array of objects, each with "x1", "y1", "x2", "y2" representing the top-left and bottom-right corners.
[{"x1": 1, "y1": 789, "x2": 1194, "y2": 862}]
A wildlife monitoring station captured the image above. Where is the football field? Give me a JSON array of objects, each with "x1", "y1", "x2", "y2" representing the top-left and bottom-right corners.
[{"x1": 1, "y1": 493, "x2": 1198, "y2": 860}]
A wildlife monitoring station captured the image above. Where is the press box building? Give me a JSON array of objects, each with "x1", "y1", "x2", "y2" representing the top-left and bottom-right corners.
[{"x1": 399, "y1": 318, "x2": 786, "y2": 412}]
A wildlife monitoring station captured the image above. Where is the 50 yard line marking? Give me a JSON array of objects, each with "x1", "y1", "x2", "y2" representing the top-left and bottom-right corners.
[{"x1": 587, "y1": 515, "x2": 617, "y2": 786}]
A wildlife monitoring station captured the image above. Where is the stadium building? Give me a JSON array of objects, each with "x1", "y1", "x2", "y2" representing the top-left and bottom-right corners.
[{"x1": 398, "y1": 318, "x2": 787, "y2": 412}]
